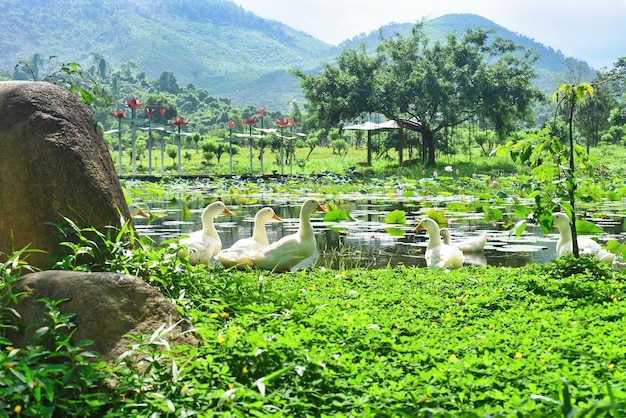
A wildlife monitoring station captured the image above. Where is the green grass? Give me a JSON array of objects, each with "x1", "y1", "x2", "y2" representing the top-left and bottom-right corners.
[
  {"x1": 2, "y1": 228, "x2": 626, "y2": 416},
  {"x1": 109, "y1": 140, "x2": 527, "y2": 180}
]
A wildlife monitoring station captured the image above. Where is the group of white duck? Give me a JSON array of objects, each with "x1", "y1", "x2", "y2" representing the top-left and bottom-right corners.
[
  {"x1": 414, "y1": 218, "x2": 487, "y2": 269},
  {"x1": 131, "y1": 201, "x2": 616, "y2": 270},
  {"x1": 414, "y1": 211, "x2": 615, "y2": 269},
  {"x1": 174, "y1": 199, "x2": 327, "y2": 272}
]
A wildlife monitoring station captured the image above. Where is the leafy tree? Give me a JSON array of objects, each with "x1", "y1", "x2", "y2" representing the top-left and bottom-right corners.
[
  {"x1": 296, "y1": 24, "x2": 542, "y2": 167},
  {"x1": 200, "y1": 140, "x2": 218, "y2": 164},
  {"x1": 305, "y1": 136, "x2": 318, "y2": 160},
  {"x1": 574, "y1": 76, "x2": 617, "y2": 151},
  {"x1": 331, "y1": 139, "x2": 348, "y2": 156},
  {"x1": 191, "y1": 133, "x2": 201, "y2": 153},
  {"x1": 166, "y1": 144, "x2": 178, "y2": 166},
  {"x1": 158, "y1": 71, "x2": 180, "y2": 94},
  {"x1": 13, "y1": 55, "x2": 110, "y2": 108}
]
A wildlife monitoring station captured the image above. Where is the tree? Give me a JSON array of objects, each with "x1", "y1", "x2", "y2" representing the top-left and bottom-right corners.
[
  {"x1": 13, "y1": 55, "x2": 110, "y2": 108},
  {"x1": 191, "y1": 133, "x2": 201, "y2": 153},
  {"x1": 305, "y1": 136, "x2": 318, "y2": 160},
  {"x1": 166, "y1": 145, "x2": 178, "y2": 166},
  {"x1": 200, "y1": 140, "x2": 218, "y2": 164},
  {"x1": 158, "y1": 71, "x2": 180, "y2": 94},
  {"x1": 296, "y1": 24, "x2": 542, "y2": 167}
]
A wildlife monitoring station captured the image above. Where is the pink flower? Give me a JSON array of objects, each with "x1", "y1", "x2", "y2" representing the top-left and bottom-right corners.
[
  {"x1": 243, "y1": 116, "x2": 257, "y2": 127},
  {"x1": 112, "y1": 109, "x2": 126, "y2": 118},
  {"x1": 514, "y1": 173, "x2": 518, "y2": 178},
  {"x1": 259, "y1": 107, "x2": 266, "y2": 117},
  {"x1": 472, "y1": 173, "x2": 477, "y2": 179},
  {"x1": 172, "y1": 116, "x2": 188, "y2": 127},
  {"x1": 274, "y1": 118, "x2": 290, "y2": 128},
  {"x1": 421, "y1": 170, "x2": 426, "y2": 175},
  {"x1": 228, "y1": 120, "x2": 235, "y2": 130},
  {"x1": 433, "y1": 171, "x2": 438, "y2": 178},
  {"x1": 124, "y1": 98, "x2": 142, "y2": 109},
  {"x1": 444, "y1": 165, "x2": 453, "y2": 172},
  {"x1": 492, "y1": 180, "x2": 498, "y2": 187}
]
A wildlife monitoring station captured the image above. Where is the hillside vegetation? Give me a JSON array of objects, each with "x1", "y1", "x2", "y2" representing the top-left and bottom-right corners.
[{"x1": 2, "y1": 0, "x2": 594, "y2": 110}]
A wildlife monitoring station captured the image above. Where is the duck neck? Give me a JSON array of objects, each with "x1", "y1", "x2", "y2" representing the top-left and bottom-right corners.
[
  {"x1": 428, "y1": 232, "x2": 442, "y2": 248},
  {"x1": 298, "y1": 210, "x2": 314, "y2": 238},
  {"x1": 558, "y1": 224, "x2": 572, "y2": 240},
  {"x1": 252, "y1": 220, "x2": 268, "y2": 243},
  {"x1": 202, "y1": 217, "x2": 217, "y2": 237}
]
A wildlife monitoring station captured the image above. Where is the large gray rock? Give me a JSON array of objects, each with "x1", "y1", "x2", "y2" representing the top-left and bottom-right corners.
[
  {"x1": 4, "y1": 270, "x2": 199, "y2": 362},
  {"x1": 0, "y1": 81, "x2": 129, "y2": 269}
]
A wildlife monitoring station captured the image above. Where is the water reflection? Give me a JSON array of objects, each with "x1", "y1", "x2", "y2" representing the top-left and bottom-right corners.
[{"x1": 131, "y1": 193, "x2": 620, "y2": 270}]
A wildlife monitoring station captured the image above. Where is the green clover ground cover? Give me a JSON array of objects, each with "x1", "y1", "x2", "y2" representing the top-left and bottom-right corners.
[
  {"x1": 8, "y1": 238, "x2": 625, "y2": 416},
  {"x1": 165, "y1": 262, "x2": 625, "y2": 417}
]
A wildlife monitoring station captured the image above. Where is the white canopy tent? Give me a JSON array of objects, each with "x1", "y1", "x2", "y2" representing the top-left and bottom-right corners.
[{"x1": 343, "y1": 120, "x2": 399, "y2": 166}]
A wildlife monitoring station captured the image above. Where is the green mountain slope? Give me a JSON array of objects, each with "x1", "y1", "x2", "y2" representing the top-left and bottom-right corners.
[{"x1": 1, "y1": 2, "x2": 593, "y2": 111}]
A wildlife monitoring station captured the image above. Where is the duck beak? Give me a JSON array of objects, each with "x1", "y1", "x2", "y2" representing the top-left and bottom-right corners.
[
  {"x1": 137, "y1": 209, "x2": 149, "y2": 218},
  {"x1": 223, "y1": 208, "x2": 236, "y2": 216},
  {"x1": 317, "y1": 203, "x2": 328, "y2": 213},
  {"x1": 272, "y1": 214, "x2": 284, "y2": 222},
  {"x1": 414, "y1": 224, "x2": 423, "y2": 232}
]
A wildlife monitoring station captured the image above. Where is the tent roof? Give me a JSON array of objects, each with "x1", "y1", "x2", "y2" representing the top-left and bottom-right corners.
[{"x1": 343, "y1": 120, "x2": 398, "y2": 131}]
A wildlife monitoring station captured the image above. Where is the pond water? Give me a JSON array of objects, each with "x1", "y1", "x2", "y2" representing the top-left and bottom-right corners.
[{"x1": 130, "y1": 189, "x2": 625, "y2": 270}]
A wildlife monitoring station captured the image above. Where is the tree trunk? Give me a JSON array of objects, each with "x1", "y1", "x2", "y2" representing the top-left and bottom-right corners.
[
  {"x1": 397, "y1": 126, "x2": 404, "y2": 166},
  {"x1": 367, "y1": 131, "x2": 372, "y2": 166},
  {"x1": 423, "y1": 129, "x2": 436, "y2": 167}
]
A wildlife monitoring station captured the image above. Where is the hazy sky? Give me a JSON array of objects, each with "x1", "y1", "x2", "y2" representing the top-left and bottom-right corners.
[{"x1": 233, "y1": 0, "x2": 625, "y2": 69}]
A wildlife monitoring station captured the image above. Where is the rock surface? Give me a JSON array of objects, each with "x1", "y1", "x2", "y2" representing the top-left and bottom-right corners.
[
  {"x1": 0, "y1": 81, "x2": 129, "y2": 268},
  {"x1": 4, "y1": 270, "x2": 198, "y2": 362}
]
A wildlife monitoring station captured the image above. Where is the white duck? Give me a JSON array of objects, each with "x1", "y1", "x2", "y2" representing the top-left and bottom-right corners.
[
  {"x1": 215, "y1": 207, "x2": 283, "y2": 269},
  {"x1": 251, "y1": 199, "x2": 327, "y2": 272},
  {"x1": 440, "y1": 228, "x2": 487, "y2": 253},
  {"x1": 552, "y1": 212, "x2": 615, "y2": 264},
  {"x1": 128, "y1": 203, "x2": 149, "y2": 219},
  {"x1": 178, "y1": 201, "x2": 235, "y2": 265},
  {"x1": 415, "y1": 218, "x2": 464, "y2": 269}
]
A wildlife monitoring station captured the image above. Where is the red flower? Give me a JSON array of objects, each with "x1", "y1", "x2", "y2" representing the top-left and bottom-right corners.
[
  {"x1": 147, "y1": 109, "x2": 154, "y2": 119},
  {"x1": 159, "y1": 108, "x2": 166, "y2": 117},
  {"x1": 172, "y1": 116, "x2": 188, "y2": 127},
  {"x1": 243, "y1": 117, "x2": 257, "y2": 127},
  {"x1": 288, "y1": 118, "x2": 295, "y2": 127},
  {"x1": 124, "y1": 98, "x2": 142, "y2": 109},
  {"x1": 112, "y1": 109, "x2": 126, "y2": 118},
  {"x1": 275, "y1": 118, "x2": 289, "y2": 128},
  {"x1": 228, "y1": 120, "x2": 235, "y2": 130},
  {"x1": 259, "y1": 107, "x2": 266, "y2": 117}
]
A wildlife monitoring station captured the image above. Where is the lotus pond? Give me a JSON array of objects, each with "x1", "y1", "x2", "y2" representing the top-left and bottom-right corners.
[{"x1": 123, "y1": 173, "x2": 626, "y2": 270}]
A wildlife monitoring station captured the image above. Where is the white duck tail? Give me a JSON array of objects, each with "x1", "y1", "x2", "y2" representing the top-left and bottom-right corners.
[{"x1": 440, "y1": 228, "x2": 487, "y2": 253}]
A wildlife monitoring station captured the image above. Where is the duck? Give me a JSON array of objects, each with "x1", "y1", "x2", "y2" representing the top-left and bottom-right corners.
[
  {"x1": 415, "y1": 218, "x2": 464, "y2": 269},
  {"x1": 128, "y1": 203, "x2": 149, "y2": 218},
  {"x1": 552, "y1": 212, "x2": 615, "y2": 264},
  {"x1": 215, "y1": 207, "x2": 283, "y2": 269},
  {"x1": 178, "y1": 201, "x2": 235, "y2": 265},
  {"x1": 251, "y1": 199, "x2": 327, "y2": 272},
  {"x1": 440, "y1": 228, "x2": 487, "y2": 253}
]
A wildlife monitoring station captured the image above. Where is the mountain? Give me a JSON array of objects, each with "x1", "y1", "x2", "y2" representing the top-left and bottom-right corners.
[{"x1": 0, "y1": 0, "x2": 594, "y2": 111}]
